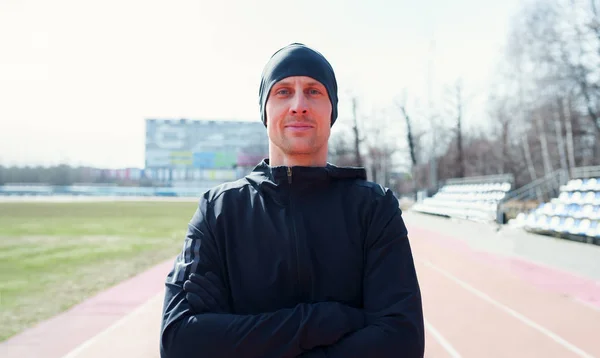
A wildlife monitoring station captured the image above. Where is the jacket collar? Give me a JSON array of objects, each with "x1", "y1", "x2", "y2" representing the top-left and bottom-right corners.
[{"x1": 245, "y1": 158, "x2": 366, "y2": 190}]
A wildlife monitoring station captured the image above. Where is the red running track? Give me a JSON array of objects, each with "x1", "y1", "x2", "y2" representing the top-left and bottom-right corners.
[
  {"x1": 411, "y1": 225, "x2": 600, "y2": 358},
  {"x1": 2, "y1": 215, "x2": 600, "y2": 357}
]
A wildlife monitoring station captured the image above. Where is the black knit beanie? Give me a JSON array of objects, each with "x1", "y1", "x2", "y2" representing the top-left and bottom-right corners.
[{"x1": 258, "y1": 43, "x2": 338, "y2": 127}]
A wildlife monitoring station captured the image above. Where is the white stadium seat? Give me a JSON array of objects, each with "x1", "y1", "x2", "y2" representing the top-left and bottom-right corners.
[
  {"x1": 558, "y1": 192, "x2": 570, "y2": 203},
  {"x1": 418, "y1": 174, "x2": 599, "y2": 242},
  {"x1": 412, "y1": 180, "x2": 512, "y2": 222},
  {"x1": 511, "y1": 176, "x2": 599, "y2": 240},
  {"x1": 566, "y1": 179, "x2": 583, "y2": 191}
]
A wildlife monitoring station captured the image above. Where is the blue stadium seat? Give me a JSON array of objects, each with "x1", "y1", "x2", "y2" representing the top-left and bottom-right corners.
[
  {"x1": 567, "y1": 219, "x2": 580, "y2": 235},
  {"x1": 582, "y1": 191, "x2": 595, "y2": 205},
  {"x1": 552, "y1": 203, "x2": 566, "y2": 216},
  {"x1": 581, "y1": 179, "x2": 591, "y2": 190},
  {"x1": 593, "y1": 178, "x2": 600, "y2": 191},
  {"x1": 572, "y1": 192, "x2": 584, "y2": 205},
  {"x1": 540, "y1": 203, "x2": 555, "y2": 216},
  {"x1": 549, "y1": 216, "x2": 566, "y2": 232},
  {"x1": 578, "y1": 205, "x2": 595, "y2": 220},
  {"x1": 592, "y1": 206, "x2": 600, "y2": 220},
  {"x1": 565, "y1": 204, "x2": 580, "y2": 218},
  {"x1": 587, "y1": 221, "x2": 599, "y2": 238},
  {"x1": 581, "y1": 178, "x2": 599, "y2": 191},
  {"x1": 568, "y1": 219, "x2": 589, "y2": 235}
]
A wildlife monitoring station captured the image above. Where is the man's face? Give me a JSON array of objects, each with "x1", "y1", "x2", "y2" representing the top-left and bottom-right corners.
[{"x1": 265, "y1": 76, "x2": 332, "y2": 158}]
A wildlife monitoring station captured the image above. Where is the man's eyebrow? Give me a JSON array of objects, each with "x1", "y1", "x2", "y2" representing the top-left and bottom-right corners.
[
  {"x1": 272, "y1": 81, "x2": 324, "y2": 88},
  {"x1": 272, "y1": 81, "x2": 291, "y2": 87},
  {"x1": 305, "y1": 81, "x2": 324, "y2": 87}
]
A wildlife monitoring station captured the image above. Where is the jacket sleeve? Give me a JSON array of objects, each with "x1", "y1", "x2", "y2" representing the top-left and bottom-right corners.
[
  {"x1": 159, "y1": 193, "x2": 365, "y2": 358},
  {"x1": 300, "y1": 188, "x2": 425, "y2": 358}
]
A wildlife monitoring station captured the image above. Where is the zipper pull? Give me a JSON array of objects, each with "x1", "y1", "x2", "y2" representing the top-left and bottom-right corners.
[{"x1": 287, "y1": 167, "x2": 292, "y2": 184}]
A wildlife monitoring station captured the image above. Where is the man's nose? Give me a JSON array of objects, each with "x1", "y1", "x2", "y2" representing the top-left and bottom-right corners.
[{"x1": 289, "y1": 92, "x2": 308, "y2": 115}]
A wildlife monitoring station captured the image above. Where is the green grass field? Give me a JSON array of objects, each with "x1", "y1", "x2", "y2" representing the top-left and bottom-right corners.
[{"x1": 0, "y1": 200, "x2": 198, "y2": 342}]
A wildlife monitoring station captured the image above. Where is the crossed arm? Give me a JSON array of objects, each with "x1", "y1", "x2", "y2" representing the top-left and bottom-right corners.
[{"x1": 159, "y1": 190, "x2": 425, "y2": 358}]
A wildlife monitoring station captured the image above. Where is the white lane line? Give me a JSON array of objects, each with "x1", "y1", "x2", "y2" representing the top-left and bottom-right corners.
[
  {"x1": 572, "y1": 297, "x2": 600, "y2": 313},
  {"x1": 60, "y1": 293, "x2": 162, "y2": 358},
  {"x1": 420, "y1": 259, "x2": 595, "y2": 358},
  {"x1": 424, "y1": 318, "x2": 462, "y2": 358}
]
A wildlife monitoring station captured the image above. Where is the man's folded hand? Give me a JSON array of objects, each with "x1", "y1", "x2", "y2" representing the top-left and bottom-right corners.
[{"x1": 183, "y1": 272, "x2": 229, "y2": 313}]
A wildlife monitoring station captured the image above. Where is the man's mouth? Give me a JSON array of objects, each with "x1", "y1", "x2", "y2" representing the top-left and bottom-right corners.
[
  {"x1": 286, "y1": 125, "x2": 313, "y2": 132},
  {"x1": 286, "y1": 123, "x2": 313, "y2": 128}
]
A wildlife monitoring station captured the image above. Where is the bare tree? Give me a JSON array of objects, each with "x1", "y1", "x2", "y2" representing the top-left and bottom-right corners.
[
  {"x1": 396, "y1": 93, "x2": 420, "y2": 195},
  {"x1": 562, "y1": 96, "x2": 577, "y2": 173},
  {"x1": 445, "y1": 80, "x2": 466, "y2": 178},
  {"x1": 517, "y1": 0, "x2": 600, "y2": 165},
  {"x1": 329, "y1": 132, "x2": 358, "y2": 167},
  {"x1": 487, "y1": 92, "x2": 513, "y2": 174},
  {"x1": 362, "y1": 109, "x2": 400, "y2": 186},
  {"x1": 552, "y1": 99, "x2": 570, "y2": 173},
  {"x1": 351, "y1": 96, "x2": 364, "y2": 167},
  {"x1": 535, "y1": 112, "x2": 554, "y2": 176},
  {"x1": 329, "y1": 0, "x2": 600, "y2": 194},
  {"x1": 399, "y1": 105, "x2": 417, "y2": 169}
]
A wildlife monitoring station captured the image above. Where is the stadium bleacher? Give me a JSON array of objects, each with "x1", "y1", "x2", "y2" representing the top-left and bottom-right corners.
[
  {"x1": 411, "y1": 176, "x2": 513, "y2": 222},
  {"x1": 510, "y1": 177, "x2": 600, "y2": 244}
]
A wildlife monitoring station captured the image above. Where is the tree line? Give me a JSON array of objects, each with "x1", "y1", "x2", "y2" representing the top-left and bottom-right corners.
[
  {"x1": 0, "y1": 165, "x2": 140, "y2": 186},
  {"x1": 329, "y1": 0, "x2": 600, "y2": 196}
]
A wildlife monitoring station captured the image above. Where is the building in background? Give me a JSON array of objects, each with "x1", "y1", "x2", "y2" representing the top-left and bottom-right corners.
[
  {"x1": 144, "y1": 118, "x2": 268, "y2": 188},
  {"x1": 0, "y1": 118, "x2": 269, "y2": 197}
]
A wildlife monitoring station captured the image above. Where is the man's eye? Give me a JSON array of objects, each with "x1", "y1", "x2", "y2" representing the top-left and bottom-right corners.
[
  {"x1": 309, "y1": 89, "x2": 322, "y2": 95},
  {"x1": 276, "y1": 89, "x2": 289, "y2": 95}
]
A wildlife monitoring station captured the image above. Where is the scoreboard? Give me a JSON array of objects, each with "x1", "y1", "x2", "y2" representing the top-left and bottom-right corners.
[{"x1": 144, "y1": 119, "x2": 268, "y2": 183}]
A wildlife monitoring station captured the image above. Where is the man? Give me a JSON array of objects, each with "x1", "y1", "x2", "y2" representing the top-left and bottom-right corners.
[{"x1": 160, "y1": 43, "x2": 425, "y2": 358}]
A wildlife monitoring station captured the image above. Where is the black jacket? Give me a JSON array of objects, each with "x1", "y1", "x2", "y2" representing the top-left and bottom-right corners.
[{"x1": 160, "y1": 160, "x2": 425, "y2": 358}]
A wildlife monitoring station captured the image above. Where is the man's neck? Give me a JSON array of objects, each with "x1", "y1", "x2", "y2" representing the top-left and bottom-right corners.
[{"x1": 268, "y1": 149, "x2": 327, "y2": 167}]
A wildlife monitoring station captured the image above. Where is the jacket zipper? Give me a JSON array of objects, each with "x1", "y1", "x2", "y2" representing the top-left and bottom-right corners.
[{"x1": 287, "y1": 167, "x2": 303, "y2": 297}]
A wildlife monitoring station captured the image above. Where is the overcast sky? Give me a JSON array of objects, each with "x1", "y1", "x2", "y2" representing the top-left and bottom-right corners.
[{"x1": 0, "y1": 0, "x2": 523, "y2": 168}]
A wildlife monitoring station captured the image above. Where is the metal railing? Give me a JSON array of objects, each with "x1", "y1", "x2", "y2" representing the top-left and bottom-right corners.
[
  {"x1": 501, "y1": 165, "x2": 600, "y2": 205},
  {"x1": 571, "y1": 165, "x2": 600, "y2": 179},
  {"x1": 501, "y1": 169, "x2": 569, "y2": 204},
  {"x1": 497, "y1": 165, "x2": 600, "y2": 223},
  {"x1": 444, "y1": 173, "x2": 514, "y2": 186}
]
